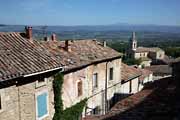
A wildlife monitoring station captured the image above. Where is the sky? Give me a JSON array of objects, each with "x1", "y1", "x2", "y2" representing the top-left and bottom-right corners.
[{"x1": 0, "y1": 0, "x2": 180, "y2": 26}]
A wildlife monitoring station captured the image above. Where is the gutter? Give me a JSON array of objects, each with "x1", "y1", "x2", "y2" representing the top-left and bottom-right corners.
[
  {"x1": 63, "y1": 55, "x2": 122, "y2": 74},
  {"x1": 121, "y1": 74, "x2": 142, "y2": 84},
  {"x1": 23, "y1": 66, "x2": 64, "y2": 77}
]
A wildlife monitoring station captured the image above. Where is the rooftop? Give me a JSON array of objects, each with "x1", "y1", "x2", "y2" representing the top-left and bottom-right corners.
[
  {"x1": 121, "y1": 63, "x2": 141, "y2": 83},
  {"x1": 135, "y1": 47, "x2": 163, "y2": 53},
  {"x1": 0, "y1": 32, "x2": 63, "y2": 81},
  {"x1": 84, "y1": 77, "x2": 177, "y2": 120},
  {"x1": 145, "y1": 65, "x2": 172, "y2": 76},
  {"x1": 41, "y1": 40, "x2": 122, "y2": 71}
]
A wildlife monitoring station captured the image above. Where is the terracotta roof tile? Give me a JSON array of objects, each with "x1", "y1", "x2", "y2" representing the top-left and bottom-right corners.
[
  {"x1": 145, "y1": 65, "x2": 172, "y2": 76},
  {"x1": 135, "y1": 47, "x2": 163, "y2": 53},
  {"x1": 84, "y1": 77, "x2": 176, "y2": 120},
  {"x1": 0, "y1": 32, "x2": 63, "y2": 81},
  {"x1": 41, "y1": 40, "x2": 122, "y2": 71},
  {"x1": 138, "y1": 68, "x2": 153, "y2": 81},
  {"x1": 121, "y1": 63, "x2": 141, "y2": 83}
]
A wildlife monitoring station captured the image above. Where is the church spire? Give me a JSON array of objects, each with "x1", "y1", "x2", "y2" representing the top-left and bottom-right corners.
[
  {"x1": 130, "y1": 32, "x2": 137, "y2": 50},
  {"x1": 132, "y1": 32, "x2": 136, "y2": 41}
]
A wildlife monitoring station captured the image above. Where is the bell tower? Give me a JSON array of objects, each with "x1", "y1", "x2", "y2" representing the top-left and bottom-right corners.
[{"x1": 129, "y1": 32, "x2": 137, "y2": 50}]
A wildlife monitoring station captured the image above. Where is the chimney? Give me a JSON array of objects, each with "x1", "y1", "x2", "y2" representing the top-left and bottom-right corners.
[
  {"x1": 25, "y1": 26, "x2": 33, "y2": 40},
  {"x1": 51, "y1": 33, "x2": 56, "y2": 41},
  {"x1": 65, "y1": 40, "x2": 71, "y2": 52},
  {"x1": 103, "y1": 41, "x2": 106, "y2": 47},
  {"x1": 44, "y1": 36, "x2": 50, "y2": 41}
]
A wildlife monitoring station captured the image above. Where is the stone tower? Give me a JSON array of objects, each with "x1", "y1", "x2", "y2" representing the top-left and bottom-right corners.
[{"x1": 129, "y1": 32, "x2": 137, "y2": 50}]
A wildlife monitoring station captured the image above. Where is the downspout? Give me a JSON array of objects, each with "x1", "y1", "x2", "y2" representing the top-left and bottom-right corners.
[
  {"x1": 18, "y1": 83, "x2": 21, "y2": 120},
  {"x1": 105, "y1": 62, "x2": 108, "y2": 113}
]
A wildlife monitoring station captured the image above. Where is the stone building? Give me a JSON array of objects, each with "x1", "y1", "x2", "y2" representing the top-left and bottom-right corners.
[
  {"x1": 128, "y1": 32, "x2": 165, "y2": 67},
  {"x1": 121, "y1": 63, "x2": 141, "y2": 95},
  {"x1": 41, "y1": 39, "x2": 122, "y2": 115},
  {"x1": 0, "y1": 27, "x2": 155, "y2": 120},
  {"x1": 0, "y1": 28, "x2": 64, "y2": 120},
  {"x1": 121, "y1": 63, "x2": 153, "y2": 96},
  {"x1": 145, "y1": 65, "x2": 172, "y2": 80}
]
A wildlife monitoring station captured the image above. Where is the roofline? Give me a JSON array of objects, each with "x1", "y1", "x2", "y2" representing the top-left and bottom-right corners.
[
  {"x1": 121, "y1": 74, "x2": 142, "y2": 84},
  {"x1": 0, "y1": 66, "x2": 64, "y2": 82},
  {"x1": 23, "y1": 66, "x2": 64, "y2": 77},
  {"x1": 63, "y1": 55, "x2": 122, "y2": 74}
]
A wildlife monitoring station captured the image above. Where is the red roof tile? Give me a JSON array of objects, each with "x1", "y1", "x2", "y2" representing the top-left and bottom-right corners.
[
  {"x1": 41, "y1": 40, "x2": 122, "y2": 71},
  {"x1": 121, "y1": 63, "x2": 141, "y2": 82},
  {"x1": 84, "y1": 77, "x2": 176, "y2": 120},
  {"x1": 0, "y1": 32, "x2": 63, "y2": 81}
]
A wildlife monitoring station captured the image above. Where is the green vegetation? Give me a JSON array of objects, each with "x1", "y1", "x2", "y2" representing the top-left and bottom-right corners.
[
  {"x1": 63, "y1": 99, "x2": 87, "y2": 120},
  {"x1": 164, "y1": 47, "x2": 180, "y2": 58},
  {"x1": 53, "y1": 73, "x2": 87, "y2": 120},
  {"x1": 53, "y1": 73, "x2": 64, "y2": 120},
  {"x1": 108, "y1": 41, "x2": 128, "y2": 53},
  {"x1": 123, "y1": 57, "x2": 142, "y2": 65}
]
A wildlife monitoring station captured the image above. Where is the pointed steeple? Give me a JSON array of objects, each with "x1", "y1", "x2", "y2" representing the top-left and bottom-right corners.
[
  {"x1": 132, "y1": 32, "x2": 136, "y2": 41},
  {"x1": 129, "y1": 32, "x2": 137, "y2": 50}
]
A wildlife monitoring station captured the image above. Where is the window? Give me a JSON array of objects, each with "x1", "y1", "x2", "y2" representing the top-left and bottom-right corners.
[
  {"x1": 0, "y1": 94, "x2": 1, "y2": 110},
  {"x1": 93, "y1": 73, "x2": 98, "y2": 88},
  {"x1": 36, "y1": 90, "x2": 49, "y2": 120},
  {"x1": 92, "y1": 106, "x2": 100, "y2": 115},
  {"x1": 129, "y1": 80, "x2": 132, "y2": 93},
  {"x1": 109, "y1": 67, "x2": 114, "y2": 80},
  {"x1": 77, "y1": 81, "x2": 83, "y2": 97}
]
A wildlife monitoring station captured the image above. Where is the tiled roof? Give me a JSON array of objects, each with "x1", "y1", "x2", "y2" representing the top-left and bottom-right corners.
[
  {"x1": 0, "y1": 32, "x2": 63, "y2": 81},
  {"x1": 121, "y1": 63, "x2": 141, "y2": 83},
  {"x1": 40, "y1": 40, "x2": 122, "y2": 71},
  {"x1": 138, "y1": 68, "x2": 153, "y2": 81},
  {"x1": 172, "y1": 57, "x2": 180, "y2": 64},
  {"x1": 145, "y1": 65, "x2": 172, "y2": 76},
  {"x1": 135, "y1": 47, "x2": 163, "y2": 53},
  {"x1": 84, "y1": 77, "x2": 176, "y2": 120}
]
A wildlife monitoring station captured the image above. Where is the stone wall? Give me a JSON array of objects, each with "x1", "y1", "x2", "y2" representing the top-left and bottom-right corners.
[
  {"x1": 134, "y1": 52, "x2": 148, "y2": 59},
  {"x1": 0, "y1": 76, "x2": 55, "y2": 120},
  {"x1": 62, "y1": 58, "x2": 122, "y2": 115},
  {"x1": 0, "y1": 85, "x2": 19, "y2": 120}
]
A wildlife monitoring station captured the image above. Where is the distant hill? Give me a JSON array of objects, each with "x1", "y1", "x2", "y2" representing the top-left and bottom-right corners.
[
  {"x1": 0, "y1": 24, "x2": 7, "y2": 27},
  {"x1": 0, "y1": 24, "x2": 180, "y2": 41},
  {"x1": 0, "y1": 24, "x2": 180, "y2": 33}
]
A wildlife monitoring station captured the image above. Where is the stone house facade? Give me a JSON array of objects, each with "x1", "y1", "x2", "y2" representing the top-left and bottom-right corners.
[
  {"x1": 0, "y1": 29, "x2": 64, "y2": 120},
  {"x1": 41, "y1": 39, "x2": 122, "y2": 115},
  {"x1": 120, "y1": 63, "x2": 153, "y2": 97},
  {"x1": 121, "y1": 63, "x2": 141, "y2": 95}
]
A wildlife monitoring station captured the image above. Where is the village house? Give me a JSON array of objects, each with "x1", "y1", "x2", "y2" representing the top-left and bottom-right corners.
[
  {"x1": 128, "y1": 32, "x2": 165, "y2": 67},
  {"x1": 145, "y1": 65, "x2": 172, "y2": 80},
  {"x1": 121, "y1": 63, "x2": 141, "y2": 95},
  {"x1": 0, "y1": 27, "x2": 64, "y2": 120},
  {"x1": 41, "y1": 37, "x2": 123, "y2": 115},
  {"x1": 120, "y1": 63, "x2": 153, "y2": 98}
]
